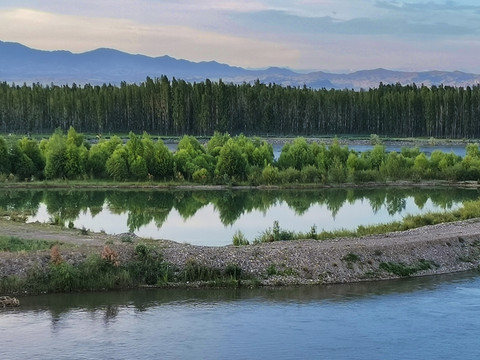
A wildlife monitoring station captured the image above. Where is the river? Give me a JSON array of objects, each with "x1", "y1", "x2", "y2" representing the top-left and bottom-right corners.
[{"x1": 1, "y1": 271, "x2": 480, "y2": 359}]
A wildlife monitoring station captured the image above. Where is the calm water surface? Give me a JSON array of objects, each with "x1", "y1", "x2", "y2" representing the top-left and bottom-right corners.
[
  {"x1": 1, "y1": 272, "x2": 480, "y2": 359},
  {"x1": 0, "y1": 188, "x2": 476, "y2": 246}
]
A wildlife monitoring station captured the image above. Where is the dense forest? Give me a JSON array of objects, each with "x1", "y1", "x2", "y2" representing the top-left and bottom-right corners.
[{"x1": 1, "y1": 77, "x2": 480, "y2": 138}]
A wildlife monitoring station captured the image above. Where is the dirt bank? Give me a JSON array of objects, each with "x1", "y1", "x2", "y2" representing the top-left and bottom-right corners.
[{"x1": 1, "y1": 217, "x2": 480, "y2": 287}]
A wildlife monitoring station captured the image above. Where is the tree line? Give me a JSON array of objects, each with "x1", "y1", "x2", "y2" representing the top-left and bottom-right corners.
[
  {"x1": 1, "y1": 78, "x2": 480, "y2": 138},
  {"x1": 2, "y1": 128, "x2": 480, "y2": 185}
]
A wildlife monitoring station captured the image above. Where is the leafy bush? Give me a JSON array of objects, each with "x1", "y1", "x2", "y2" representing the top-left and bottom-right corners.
[
  {"x1": 255, "y1": 221, "x2": 295, "y2": 243},
  {"x1": 232, "y1": 230, "x2": 249, "y2": 246},
  {"x1": 261, "y1": 164, "x2": 280, "y2": 185},
  {"x1": 225, "y1": 263, "x2": 242, "y2": 280}
]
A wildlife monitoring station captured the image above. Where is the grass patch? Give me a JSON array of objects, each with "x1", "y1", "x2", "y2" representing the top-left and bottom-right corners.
[
  {"x1": 379, "y1": 259, "x2": 437, "y2": 277},
  {"x1": 266, "y1": 263, "x2": 297, "y2": 276},
  {"x1": 0, "y1": 236, "x2": 56, "y2": 252},
  {"x1": 342, "y1": 253, "x2": 361, "y2": 262}
]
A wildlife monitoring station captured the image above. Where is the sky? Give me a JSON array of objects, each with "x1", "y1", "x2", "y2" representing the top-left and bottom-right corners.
[{"x1": 1, "y1": 0, "x2": 480, "y2": 73}]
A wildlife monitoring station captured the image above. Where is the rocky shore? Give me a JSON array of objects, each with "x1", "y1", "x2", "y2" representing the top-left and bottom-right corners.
[{"x1": 1, "y1": 217, "x2": 480, "y2": 288}]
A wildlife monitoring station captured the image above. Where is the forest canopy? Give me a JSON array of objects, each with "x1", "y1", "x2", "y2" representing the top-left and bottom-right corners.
[{"x1": 1, "y1": 77, "x2": 480, "y2": 138}]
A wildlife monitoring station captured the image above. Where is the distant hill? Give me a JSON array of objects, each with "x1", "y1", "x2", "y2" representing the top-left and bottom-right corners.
[{"x1": 1, "y1": 40, "x2": 480, "y2": 89}]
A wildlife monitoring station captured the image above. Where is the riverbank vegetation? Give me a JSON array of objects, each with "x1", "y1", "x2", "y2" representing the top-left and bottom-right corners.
[
  {"x1": 1, "y1": 128, "x2": 480, "y2": 186},
  {"x1": 243, "y1": 199, "x2": 480, "y2": 244},
  {"x1": 0, "y1": 242, "x2": 250, "y2": 295},
  {"x1": 2, "y1": 79, "x2": 480, "y2": 138}
]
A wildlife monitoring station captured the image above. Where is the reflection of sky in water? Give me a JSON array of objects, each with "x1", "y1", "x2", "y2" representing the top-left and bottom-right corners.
[{"x1": 28, "y1": 198, "x2": 461, "y2": 247}]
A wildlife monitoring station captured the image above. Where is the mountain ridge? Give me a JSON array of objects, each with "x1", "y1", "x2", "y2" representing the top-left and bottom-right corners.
[{"x1": 1, "y1": 40, "x2": 480, "y2": 89}]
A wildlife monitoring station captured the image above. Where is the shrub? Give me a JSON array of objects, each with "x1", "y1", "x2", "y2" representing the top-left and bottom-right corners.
[
  {"x1": 342, "y1": 253, "x2": 361, "y2": 262},
  {"x1": 301, "y1": 165, "x2": 323, "y2": 183},
  {"x1": 225, "y1": 264, "x2": 242, "y2": 280},
  {"x1": 279, "y1": 167, "x2": 301, "y2": 184},
  {"x1": 255, "y1": 221, "x2": 295, "y2": 243},
  {"x1": 192, "y1": 168, "x2": 209, "y2": 184},
  {"x1": 50, "y1": 245, "x2": 63, "y2": 265},
  {"x1": 101, "y1": 245, "x2": 120, "y2": 267},
  {"x1": 232, "y1": 230, "x2": 249, "y2": 246},
  {"x1": 261, "y1": 164, "x2": 280, "y2": 185}
]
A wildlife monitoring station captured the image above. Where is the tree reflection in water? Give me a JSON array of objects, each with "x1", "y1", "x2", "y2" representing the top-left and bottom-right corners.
[{"x1": 0, "y1": 187, "x2": 478, "y2": 236}]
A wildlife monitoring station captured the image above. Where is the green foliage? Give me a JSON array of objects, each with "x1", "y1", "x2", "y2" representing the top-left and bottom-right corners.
[
  {"x1": 370, "y1": 134, "x2": 382, "y2": 145},
  {"x1": 367, "y1": 145, "x2": 386, "y2": 170},
  {"x1": 224, "y1": 263, "x2": 242, "y2": 280},
  {"x1": 129, "y1": 155, "x2": 148, "y2": 181},
  {"x1": 328, "y1": 157, "x2": 347, "y2": 183},
  {"x1": 255, "y1": 220, "x2": 295, "y2": 243},
  {"x1": 279, "y1": 167, "x2": 302, "y2": 184},
  {"x1": 183, "y1": 259, "x2": 221, "y2": 282},
  {"x1": 261, "y1": 164, "x2": 280, "y2": 185},
  {"x1": 382, "y1": 152, "x2": 407, "y2": 179},
  {"x1": 0, "y1": 236, "x2": 54, "y2": 252},
  {"x1": 207, "y1": 131, "x2": 230, "y2": 156},
  {"x1": 192, "y1": 168, "x2": 209, "y2": 184},
  {"x1": 43, "y1": 129, "x2": 67, "y2": 179},
  {"x1": 5, "y1": 127, "x2": 480, "y2": 186},
  {"x1": 87, "y1": 142, "x2": 109, "y2": 178},
  {"x1": 128, "y1": 244, "x2": 169, "y2": 285},
  {"x1": 0, "y1": 136, "x2": 11, "y2": 174},
  {"x1": 106, "y1": 145, "x2": 129, "y2": 181},
  {"x1": 9, "y1": 142, "x2": 35, "y2": 180},
  {"x1": 342, "y1": 253, "x2": 361, "y2": 262},
  {"x1": 65, "y1": 127, "x2": 88, "y2": 179},
  {"x1": 142, "y1": 134, "x2": 174, "y2": 180},
  {"x1": 266, "y1": 263, "x2": 296, "y2": 276},
  {"x1": 216, "y1": 138, "x2": 247, "y2": 180},
  {"x1": 232, "y1": 230, "x2": 249, "y2": 246},
  {"x1": 379, "y1": 259, "x2": 435, "y2": 277},
  {"x1": 3, "y1": 80, "x2": 480, "y2": 140},
  {"x1": 278, "y1": 138, "x2": 314, "y2": 170},
  {"x1": 413, "y1": 153, "x2": 431, "y2": 179},
  {"x1": 153, "y1": 140, "x2": 174, "y2": 179},
  {"x1": 19, "y1": 137, "x2": 45, "y2": 179},
  {"x1": 301, "y1": 165, "x2": 323, "y2": 183}
]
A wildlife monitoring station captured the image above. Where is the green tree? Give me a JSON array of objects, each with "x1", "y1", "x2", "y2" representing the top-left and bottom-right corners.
[
  {"x1": 44, "y1": 129, "x2": 67, "y2": 179},
  {"x1": 64, "y1": 127, "x2": 88, "y2": 179},
  {"x1": 278, "y1": 138, "x2": 314, "y2": 170},
  {"x1": 9, "y1": 141, "x2": 35, "y2": 180},
  {"x1": 216, "y1": 138, "x2": 247, "y2": 180},
  {"x1": 19, "y1": 137, "x2": 45, "y2": 179},
  {"x1": 106, "y1": 146, "x2": 129, "y2": 181},
  {"x1": 0, "y1": 136, "x2": 11, "y2": 174}
]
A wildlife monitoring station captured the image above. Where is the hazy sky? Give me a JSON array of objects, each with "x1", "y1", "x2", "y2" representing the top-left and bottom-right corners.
[{"x1": 1, "y1": 0, "x2": 480, "y2": 73}]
